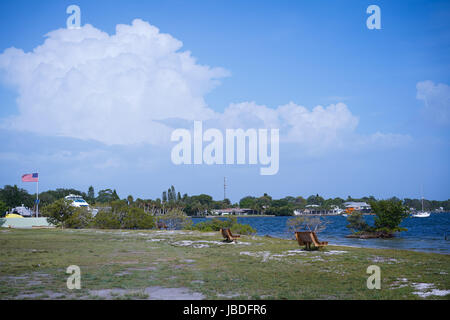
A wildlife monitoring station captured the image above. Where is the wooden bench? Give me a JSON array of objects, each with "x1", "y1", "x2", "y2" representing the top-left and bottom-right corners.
[
  {"x1": 295, "y1": 232, "x2": 304, "y2": 245},
  {"x1": 220, "y1": 228, "x2": 240, "y2": 242},
  {"x1": 295, "y1": 231, "x2": 328, "y2": 250},
  {"x1": 156, "y1": 221, "x2": 168, "y2": 230}
]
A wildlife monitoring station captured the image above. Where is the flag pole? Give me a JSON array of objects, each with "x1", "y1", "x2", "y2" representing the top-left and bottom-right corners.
[{"x1": 36, "y1": 177, "x2": 39, "y2": 218}]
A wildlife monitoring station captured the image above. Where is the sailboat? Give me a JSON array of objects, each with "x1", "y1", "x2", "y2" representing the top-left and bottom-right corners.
[{"x1": 412, "y1": 192, "x2": 430, "y2": 218}]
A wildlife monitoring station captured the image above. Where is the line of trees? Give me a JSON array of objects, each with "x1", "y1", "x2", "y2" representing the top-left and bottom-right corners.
[{"x1": 1, "y1": 184, "x2": 449, "y2": 217}]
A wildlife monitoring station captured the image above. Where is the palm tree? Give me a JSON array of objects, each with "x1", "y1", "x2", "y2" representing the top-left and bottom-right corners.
[{"x1": 127, "y1": 195, "x2": 134, "y2": 206}]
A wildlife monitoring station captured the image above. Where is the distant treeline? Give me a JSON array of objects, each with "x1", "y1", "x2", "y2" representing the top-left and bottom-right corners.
[{"x1": 0, "y1": 184, "x2": 448, "y2": 217}]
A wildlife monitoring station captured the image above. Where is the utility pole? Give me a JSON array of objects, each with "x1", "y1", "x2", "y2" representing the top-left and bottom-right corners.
[{"x1": 224, "y1": 177, "x2": 227, "y2": 200}]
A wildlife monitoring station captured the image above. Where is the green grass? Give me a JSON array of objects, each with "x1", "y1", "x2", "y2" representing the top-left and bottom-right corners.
[{"x1": 0, "y1": 228, "x2": 449, "y2": 300}]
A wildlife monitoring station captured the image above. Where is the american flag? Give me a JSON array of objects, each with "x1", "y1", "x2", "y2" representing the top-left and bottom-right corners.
[{"x1": 22, "y1": 173, "x2": 39, "y2": 182}]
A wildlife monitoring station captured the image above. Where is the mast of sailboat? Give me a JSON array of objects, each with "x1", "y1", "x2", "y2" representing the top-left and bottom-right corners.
[{"x1": 421, "y1": 185, "x2": 424, "y2": 212}]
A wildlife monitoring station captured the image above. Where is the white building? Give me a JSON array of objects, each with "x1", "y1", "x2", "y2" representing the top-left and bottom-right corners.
[
  {"x1": 211, "y1": 208, "x2": 255, "y2": 216},
  {"x1": 343, "y1": 202, "x2": 371, "y2": 212}
]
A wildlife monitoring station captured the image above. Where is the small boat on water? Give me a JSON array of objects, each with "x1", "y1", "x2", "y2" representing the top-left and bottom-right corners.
[
  {"x1": 412, "y1": 191, "x2": 430, "y2": 218},
  {"x1": 412, "y1": 211, "x2": 430, "y2": 218}
]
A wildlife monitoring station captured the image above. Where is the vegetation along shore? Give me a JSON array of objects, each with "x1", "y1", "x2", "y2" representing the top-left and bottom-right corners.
[{"x1": 1, "y1": 184, "x2": 449, "y2": 218}]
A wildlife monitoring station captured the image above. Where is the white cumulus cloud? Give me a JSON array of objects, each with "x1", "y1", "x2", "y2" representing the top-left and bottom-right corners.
[
  {"x1": 0, "y1": 19, "x2": 410, "y2": 152},
  {"x1": 210, "y1": 101, "x2": 409, "y2": 152},
  {"x1": 0, "y1": 19, "x2": 229, "y2": 145},
  {"x1": 277, "y1": 102, "x2": 359, "y2": 147}
]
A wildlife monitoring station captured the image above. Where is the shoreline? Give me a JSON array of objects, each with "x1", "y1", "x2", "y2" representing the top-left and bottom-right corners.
[
  {"x1": 261, "y1": 234, "x2": 450, "y2": 255},
  {"x1": 192, "y1": 214, "x2": 377, "y2": 218},
  {"x1": 192, "y1": 215, "x2": 276, "y2": 218}
]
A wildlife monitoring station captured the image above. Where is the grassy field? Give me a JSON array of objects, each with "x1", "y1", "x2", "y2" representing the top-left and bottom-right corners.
[{"x1": 0, "y1": 228, "x2": 449, "y2": 300}]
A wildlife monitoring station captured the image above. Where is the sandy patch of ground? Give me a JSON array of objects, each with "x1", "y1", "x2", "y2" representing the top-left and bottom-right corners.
[
  {"x1": 411, "y1": 283, "x2": 450, "y2": 298},
  {"x1": 2, "y1": 275, "x2": 29, "y2": 281},
  {"x1": 240, "y1": 251, "x2": 272, "y2": 262},
  {"x1": 369, "y1": 256, "x2": 400, "y2": 264},
  {"x1": 323, "y1": 250, "x2": 347, "y2": 255},
  {"x1": 390, "y1": 278, "x2": 450, "y2": 298},
  {"x1": 217, "y1": 292, "x2": 243, "y2": 298},
  {"x1": 239, "y1": 249, "x2": 346, "y2": 262},
  {"x1": 126, "y1": 266, "x2": 157, "y2": 271},
  {"x1": 15, "y1": 290, "x2": 70, "y2": 299},
  {"x1": 110, "y1": 260, "x2": 140, "y2": 265},
  {"x1": 183, "y1": 259, "x2": 196, "y2": 263},
  {"x1": 390, "y1": 278, "x2": 410, "y2": 289},
  {"x1": 89, "y1": 286, "x2": 204, "y2": 300},
  {"x1": 1, "y1": 272, "x2": 52, "y2": 286},
  {"x1": 171, "y1": 240, "x2": 251, "y2": 248}
]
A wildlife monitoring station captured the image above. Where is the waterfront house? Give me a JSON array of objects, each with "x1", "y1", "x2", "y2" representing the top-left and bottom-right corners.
[
  {"x1": 343, "y1": 202, "x2": 371, "y2": 213},
  {"x1": 294, "y1": 205, "x2": 343, "y2": 215},
  {"x1": 211, "y1": 208, "x2": 257, "y2": 216}
]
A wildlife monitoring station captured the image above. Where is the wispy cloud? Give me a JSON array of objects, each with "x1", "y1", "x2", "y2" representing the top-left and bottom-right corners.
[{"x1": 416, "y1": 80, "x2": 450, "y2": 125}]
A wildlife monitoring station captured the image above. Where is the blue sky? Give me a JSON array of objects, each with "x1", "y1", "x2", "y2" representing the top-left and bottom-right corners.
[{"x1": 0, "y1": 0, "x2": 449, "y2": 202}]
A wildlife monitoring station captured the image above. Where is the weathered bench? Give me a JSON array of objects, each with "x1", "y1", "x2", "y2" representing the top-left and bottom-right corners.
[
  {"x1": 295, "y1": 231, "x2": 328, "y2": 250},
  {"x1": 156, "y1": 221, "x2": 168, "y2": 230},
  {"x1": 220, "y1": 228, "x2": 240, "y2": 242},
  {"x1": 295, "y1": 232, "x2": 304, "y2": 245}
]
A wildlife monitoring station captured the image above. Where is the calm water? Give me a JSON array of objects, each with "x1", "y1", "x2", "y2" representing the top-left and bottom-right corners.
[{"x1": 193, "y1": 213, "x2": 450, "y2": 254}]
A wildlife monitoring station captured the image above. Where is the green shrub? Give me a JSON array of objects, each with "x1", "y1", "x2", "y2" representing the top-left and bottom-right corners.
[
  {"x1": 192, "y1": 217, "x2": 235, "y2": 231},
  {"x1": 122, "y1": 207, "x2": 155, "y2": 229},
  {"x1": 265, "y1": 205, "x2": 293, "y2": 216},
  {"x1": 65, "y1": 208, "x2": 93, "y2": 229},
  {"x1": 191, "y1": 217, "x2": 256, "y2": 235},
  {"x1": 345, "y1": 200, "x2": 409, "y2": 237},
  {"x1": 157, "y1": 209, "x2": 192, "y2": 230},
  {"x1": 371, "y1": 200, "x2": 409, "y2": 232},
  {"x1": 346, "y1": 211, "x2": 371, "y2": 233},
  {"x1": 229, "y1": 223, "x2": 256, "y2": 235},
  {"x1": 93, "y1": 211, "x2": 121, "y2": 229},
  {"x1": 0, "y1": 200, "x2": 7, "y2": 217},
  {"x1": 111, "y1": 200, "x2": 128, "y2": 213},
  {"x1": 41, "y1": 199, "x2": 76, "y2": 228},
  {"x1": 93, "y1": 206, "x2": 155, "y2": 230}
]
